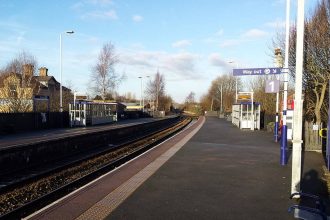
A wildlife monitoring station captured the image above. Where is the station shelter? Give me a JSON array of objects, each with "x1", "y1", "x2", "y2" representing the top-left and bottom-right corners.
[
  {"x1": 232, "y1": 92, "x2": 261, "y2": 130},
  {"x1": 69, "y1": 94, "x2": 125, "y2": 127}
]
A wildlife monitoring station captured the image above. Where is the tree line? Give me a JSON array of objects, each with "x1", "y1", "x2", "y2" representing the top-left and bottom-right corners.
[
  {"x1": 275, "y1": 0, "x2": 330, "y2": 125},
  {"x1": 0, "y1": 43, "x2": 174, "y2": 112},
  {"x1": 196, "y1": 0, "x2": 329, "y2": 126}
]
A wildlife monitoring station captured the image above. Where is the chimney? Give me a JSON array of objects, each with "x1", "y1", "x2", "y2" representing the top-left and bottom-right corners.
[
  {"x1": 39, "y1": 67, "x2": 48, "y2": 77},
  {"x1": 23, "y1": 64, "x2": 34, "y2": 77},
  {"x1": 274, "y1": 48, "x2": 282, "y2": 56}
]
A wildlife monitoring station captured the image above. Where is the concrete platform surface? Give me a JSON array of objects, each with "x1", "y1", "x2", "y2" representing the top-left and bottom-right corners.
[
  {"x1": 24, "y1": 116, "x2": 329, "y2": 220},
  {"x1": 106, "y1": 117, "x2": 328, "y2": 220},
  {"x1": 0, "y1": 117, "x2": 159, "y2": 148}
]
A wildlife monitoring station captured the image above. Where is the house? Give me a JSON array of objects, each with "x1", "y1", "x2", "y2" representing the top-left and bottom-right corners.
[{"x1": 0, "y1": 64, "x2": 71, "y2": 112}]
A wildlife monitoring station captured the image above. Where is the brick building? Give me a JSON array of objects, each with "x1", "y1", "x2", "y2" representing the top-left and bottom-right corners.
[{"x1": 0, "y1": 64, "x2": 71, "y2": 112}]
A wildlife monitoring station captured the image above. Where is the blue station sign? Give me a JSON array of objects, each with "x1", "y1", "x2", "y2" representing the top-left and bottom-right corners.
[{"x1": 233, "y1": 68, "x2": 287, "y2": 76}]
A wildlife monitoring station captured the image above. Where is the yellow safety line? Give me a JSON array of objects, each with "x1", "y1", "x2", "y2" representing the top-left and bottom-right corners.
[{"x1": 76, "y1": 117, "x2": 205, "y2": 220}]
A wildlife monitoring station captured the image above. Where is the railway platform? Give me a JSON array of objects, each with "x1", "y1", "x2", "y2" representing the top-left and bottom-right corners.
[
  {"x1": 25, "y1": 116, "x2": 329, "y2": 220},
  {"x1": 0, "y1": 117, "x2": 158, "y2": 148}
]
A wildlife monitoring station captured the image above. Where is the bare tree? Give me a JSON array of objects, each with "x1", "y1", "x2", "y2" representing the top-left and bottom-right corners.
[
  {"x1": 5, "y1": 51, "x2": 38, "y2": 76},
  {"x1": 0, "y1": 73, "x2": 34, "y2": 112},
  {"x1": 207, "y1": 73, "x2": 239, "y2": 112},
  {"x1": 199, "y1": 93, "x2": 212, "y2": 112},
  {"x1": 146, "y1": 71, "x2": 165, "y2": 110},
  {"x1": 159, "y1": 94, "x2": 173, "y2": 112},
  {"x1": 248, "y1": 76, "x2": 277, "y2": 114},
  {"x1": 0, "y1": 51, "x2": 38, "y2": 112},
  {"x1": 302, "y1": 0, "x2": 330, "y2": 123},
  {"x1": 273, "y1": 0, "x2": 330, "y2": 123},
  {"x1": 90, "y1": 42, "x2": 123, "y2": 100},
  {"x1": 184, "y1": 91, "x2": 197, "y2": 113},
  {"x1": 185, "y1": 91, "x2": 196, "y2": 104}
]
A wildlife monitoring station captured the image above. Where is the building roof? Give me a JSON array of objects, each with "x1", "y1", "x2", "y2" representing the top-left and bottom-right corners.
[
  {"x1": 34, "y1": 75, "x2": 55, "y2": 82},
  {"x1": 0, "y1": 72, "x2": 71, "y2": 93}
]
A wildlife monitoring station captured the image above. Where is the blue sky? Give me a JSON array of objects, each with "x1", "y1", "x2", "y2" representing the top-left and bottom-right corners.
[{"x1": 0, "y1": 0, "x2": 318, "y2": 103}]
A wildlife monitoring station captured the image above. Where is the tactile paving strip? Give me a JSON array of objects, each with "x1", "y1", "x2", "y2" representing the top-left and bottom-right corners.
[{"x1": 75, "y1": 117, "x2": 204, "y2": 220}]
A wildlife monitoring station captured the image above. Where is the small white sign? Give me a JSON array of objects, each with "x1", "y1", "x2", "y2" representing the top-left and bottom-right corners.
[
  {"x1": 265, "y1": 80, "x2": 280, "y2": 93},
  {"x1": 312, "y1": 124, "x2": 319, "y2": 131}
]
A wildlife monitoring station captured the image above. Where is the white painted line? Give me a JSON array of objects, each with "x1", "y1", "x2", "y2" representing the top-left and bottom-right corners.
[
  {"x1": 24, "y1": 117, "x2": 204, "y2": 220},
  {"x1": 75, "y1": 117, "x2": 205, "y2": 220}
]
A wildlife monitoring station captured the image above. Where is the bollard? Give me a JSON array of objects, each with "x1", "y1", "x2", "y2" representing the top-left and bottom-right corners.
[
  {"x1": 280, "y1": 125, "x2": 287, "y2": 165},
  {"x1": 274, "y1": 119, "x2": 279, "y2": 142}
]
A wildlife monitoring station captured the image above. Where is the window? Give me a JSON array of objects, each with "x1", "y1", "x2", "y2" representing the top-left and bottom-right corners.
[{"x1": 9, "y1": 84, "x2": 17, "y2": 97}]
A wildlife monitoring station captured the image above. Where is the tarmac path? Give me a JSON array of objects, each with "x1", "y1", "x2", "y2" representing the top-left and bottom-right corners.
[{"x1": 107, "y1": 117, "x2": 298, "y2": 220}]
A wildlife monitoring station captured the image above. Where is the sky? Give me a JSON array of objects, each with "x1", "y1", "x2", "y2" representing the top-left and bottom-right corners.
[{"x1": 0, "y1": 0, "x2": 318, "y2": 103}]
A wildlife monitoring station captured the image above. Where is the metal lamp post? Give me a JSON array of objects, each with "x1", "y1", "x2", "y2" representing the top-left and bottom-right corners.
[
  {"x1": 228, "y1": 61, "x2": 238, "y2": 103},
  {"x1": 138, "y1": 76, "x2": 150, "y2": 112},
  {"x1": 281, "y1": 0, "x2": 291, "y2": 165},
  {"x1": 145, "y1": 76, "x2": 150, "y2": 112},
  {"x1": 220, "y1": 83, "x2": 223, "y2": 114},
  {"x1": 59, "y1": 30, "x2": 74, "y2": 112},
  {"x1": 274, "y1": 48, "x2": 284, "y2": 143},
  {"x1": 291, "y1": 0, "x2": 304, "y2": 195},
  {"x1": 138, "y1": 76, "x2": 142, "y2": 108}
]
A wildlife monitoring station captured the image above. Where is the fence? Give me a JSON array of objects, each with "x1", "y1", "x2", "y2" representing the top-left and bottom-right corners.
[
  {"x1": 304, "y1": 121, "x2": 323, "y2": 151},
  {"x1": 0, "y1": 112, "x2": 70, "y2": 134},
  {"x1": 260, "y1": 112, "x2": 274, "y2": 130}
]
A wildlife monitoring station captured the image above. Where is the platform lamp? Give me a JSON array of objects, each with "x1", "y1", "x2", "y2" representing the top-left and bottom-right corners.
[
  {"x1": 228, "y1": 61, "x2": 238, "y2": 103},
  {"x1": 59, "y1": 30, "x2": 74, "y2": 112},
  {"x1": 138, "y1": 76, "x2": 150, "y2": 113},
  {"x1": 281, "y1": 0, "x2": 291, "y2": 166},
  {"x1": 138, "y1": 76, "x2": 142, "y2": 109},
  {"x1": 144, "y1": 76, "x2": 150, "y2": 112},
  {"x1": 274, "y1": 48, "x2": 284, "y2": 143}
]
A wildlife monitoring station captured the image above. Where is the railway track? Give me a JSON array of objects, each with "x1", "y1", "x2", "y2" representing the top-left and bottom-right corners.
[{"x1": 0, "y1": 116, "x2": 193, "y2": 219}]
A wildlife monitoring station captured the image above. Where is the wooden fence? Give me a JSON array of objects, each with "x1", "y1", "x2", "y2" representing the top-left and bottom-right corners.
[
  {"x1": 304, "y1": 121, "x2": 323, "y2": 151},
  {"x1": 0, "y1": 112, "x2": 70, "y2": 134}
]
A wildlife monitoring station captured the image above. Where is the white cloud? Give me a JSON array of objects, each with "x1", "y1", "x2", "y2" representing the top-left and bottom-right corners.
[
  {"x1": 86, "y1": 0, "x2": 113, "y2": 6},
  {"x1": 162, "y1": 52, "x2": 198, "y2": 74},
  {"x1": 242, "y1": 28, "x2": 268, "y2": 38},
  {"x1": 87, "y1": 36, "x2": 100, "y2": 44},
  {"x1": 265, "y1": 20, "x2": 286, "y2": 29},
  {"x1": 219, "y1": 39, "x2": 240, "y2": 48},
  {"x1": 132, "y1": 15, "x2": 143, "y2": 22},
  {"x1": 81, "y1": 9, "x2": 118, "y2": 20},
  {"x1": 119, "y1": 49, "x2": 201, "y2": 80},
  {"x1": 120, "y1": 51, "x2": 156, "y2": 67},
  {"x1": 203, "y1": 29, "x2": 224, "y2": 44},
  {"x1": 271, "y1": 0, "x2": 285, "y2": 6},
  {"x1": 0, "y1": 20, "x2": 26, "y2": 33},
  {"x1": 71, "y1": 0, "x2": 113, "y2": 11},
  {"x1": 72, "y1": 0, "x2": 117, "y2": 20},
  {"x1": 208, "y1": 53, "x2": 230, "y2": 68},
  {"x1": 172, "y1": 40, "x2": 191, "y2": 48},
  {"x1": 0, "y1": 21, "x2": 27, "y2": 54},
  {"x1": 71, "y1": 2, "x2": 84, "y2": 11}
]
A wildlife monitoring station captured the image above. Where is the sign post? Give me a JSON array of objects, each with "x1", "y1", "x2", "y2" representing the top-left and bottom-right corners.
[
  {"x1": 280, "y1": 0, "x2": 291, "y2": 166},
  {"x1": 265, "y1": 79, "x2": 280, "y2": 142},
  {"x1": 233, "y1": 67, "x2": 287, "y2": 164}
]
